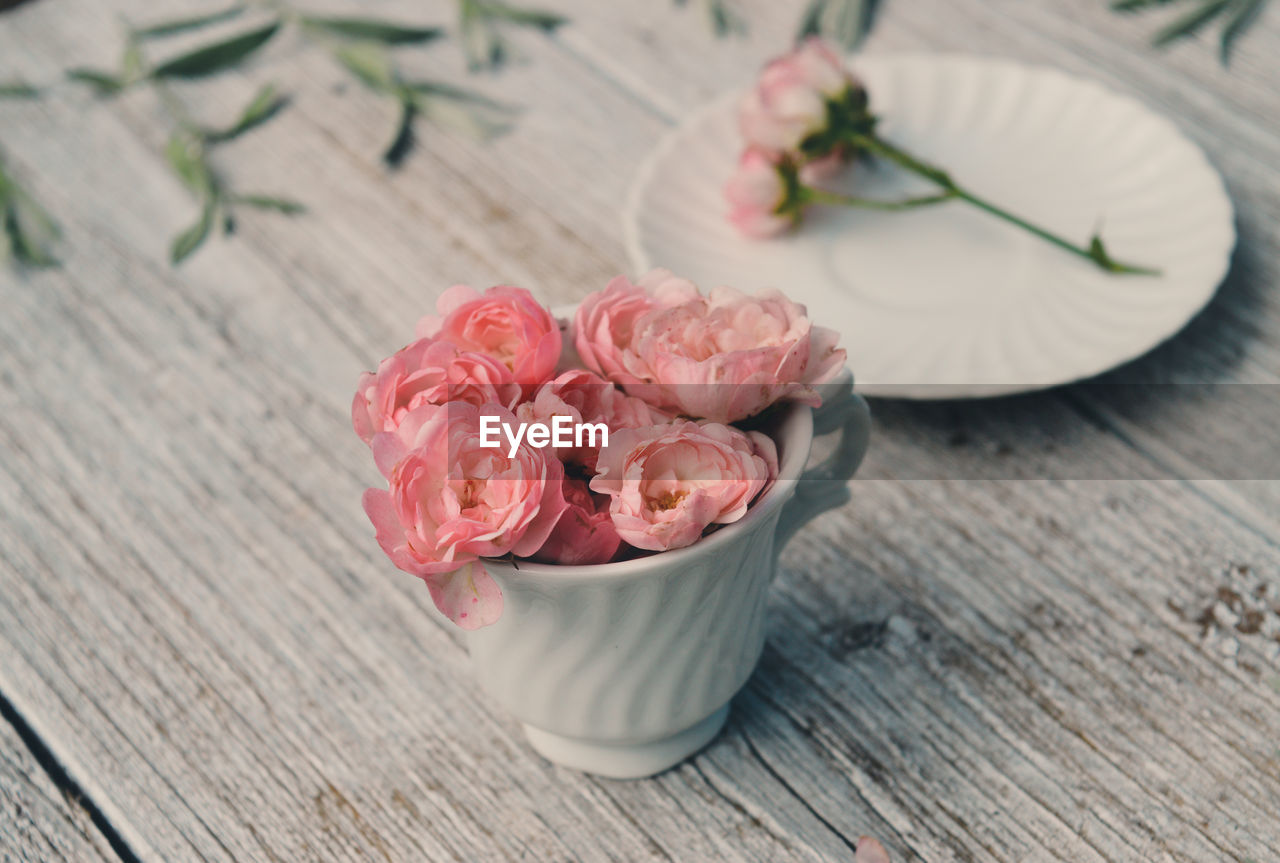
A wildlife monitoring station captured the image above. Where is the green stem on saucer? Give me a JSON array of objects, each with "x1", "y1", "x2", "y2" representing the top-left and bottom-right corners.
[
  {"x1": 843, "y1": 133, "x2": 1161, "y2": 276},
  {"x1": 802, "y1": 187, "x2": 957, "y2": 211}
]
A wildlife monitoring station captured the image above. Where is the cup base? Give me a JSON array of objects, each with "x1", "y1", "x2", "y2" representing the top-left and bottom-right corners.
[{"x1": 522, "y1": 706, "x2": 730, "y2": 779}]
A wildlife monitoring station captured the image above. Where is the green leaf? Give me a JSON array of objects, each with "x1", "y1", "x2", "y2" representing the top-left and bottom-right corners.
[
  {"x1": 300, "y1": 15, "x2": 443, "y2": 45},
  {"x1": 170, "y1": 200, "x2": 217, "y2": 264},
  {"x1": 1088, "y1": 234, "x2": 1109, "y2": 265},
  {"x1": 458, "y1": 0, "x2": 566, "y2": 70},
  {"x1": 480, "y1": 1, "x2": 566, "y2": 30},
  {"x1": 1152, "y1": 0, "x2": 1231, "y2": 46},
  {"x1": 151, "y1": 21, "x2": 281, "y2": 79},
  {"x1": 387, "y1": 82, "x2": 515, "y2": 162},
  {"x1": 1087, "y1": 232, "x2": 1161, "y2": 276},
  {"x1": 797, "y1": 0, "x2": 823, "y2": 38},
  {"x1": 383, "y1": 95, "x2": 416, "y2": 167},
  {"x1": 334, "y1": 41, "x2": 397, "y2": 92},
  {"x1": 6, "y1": 192, "x2": 61, "y2": 267},
  {"x1": 165, "y1": 133, "x2": 214, "y2": 196},
  {"x1": 796, "y1": 0, "x2": 877, "y2": 49},
  {"x1": 675, "y1": 0, "x2": 745, "y2": 36},
  {"x1": 232, "y1": 194, "x2": 306, "y2": 214},
  {"x1": 1110, "y1": 0, "x2": 1180, "y2": 11},
  {"x1": 204, "y1": 83, "x2": 286, "y2": 142},
  {"x1": 121, "y1": 39, "x2": 146, "y2": 83},
  {"x1": 0, "y1": 80, "x2": 39, "y2": 99},
  {"x1": 708, "y1": 0, "x2": 747, "y2": 36},
  {"x1": 67, "y1": 68, "x2": 125, "y2": 96},
  {"x1": 134, "y1": 4, "x2": 246, "y2": 38},
  {"x1": 459, "y1": 0, "x2": 500, "y2": 70},
  {"x1": 0, "y1": 159, "x2": 60, "y2": 268},
  {"x1": 1220, "y1": 0, "x2": 1267, "y2": 62},
  {"x1": 415, "y1": 89, "x2": 513, "y2": 140},
  {"x1": 405, "y1": 80, "x2": 511, "y2": 111}
]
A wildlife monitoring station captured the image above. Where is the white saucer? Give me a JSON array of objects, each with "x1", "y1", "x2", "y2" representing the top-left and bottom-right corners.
[{"x1": 623, "y1": 54, "x2": 1235, "y2": 399}]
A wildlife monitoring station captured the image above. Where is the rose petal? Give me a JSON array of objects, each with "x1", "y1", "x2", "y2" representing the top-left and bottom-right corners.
[{"x1": 426, "y1": 561, "x2": 503, "y2": 630}]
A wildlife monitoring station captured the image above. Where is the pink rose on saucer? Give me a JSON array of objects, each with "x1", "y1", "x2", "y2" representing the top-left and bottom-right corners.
[
  {"x1": 724, "y1": 148, "x2": 799, "y2": 239},
  {"x1": 738, "y1": 37, "x2": 857, "y2": 155}
]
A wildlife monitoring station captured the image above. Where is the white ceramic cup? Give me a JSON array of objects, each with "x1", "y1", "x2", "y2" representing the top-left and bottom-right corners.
[{"x1": 467, "y1": 371, "x2": 871, "y2": 778}]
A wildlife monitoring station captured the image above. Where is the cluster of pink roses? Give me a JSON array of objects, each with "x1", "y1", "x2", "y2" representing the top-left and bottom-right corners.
[
  {"x1": 726, "y1": 38, "x2": 869, "y2": 238},
  {"x1": 354, "y1": 270, "x2": 845, "y2": 629}
]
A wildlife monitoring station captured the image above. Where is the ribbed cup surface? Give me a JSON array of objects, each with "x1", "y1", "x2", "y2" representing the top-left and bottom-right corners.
[{"x1": 467, "y1": 503, "x2": 787, "y2": 744}]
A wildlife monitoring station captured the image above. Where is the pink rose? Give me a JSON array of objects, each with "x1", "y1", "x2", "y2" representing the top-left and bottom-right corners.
[
  {"x1": 532, "y1": 478, "x2": 622, "y2": 566},
  {"x1": 572, "y1": 270, "x2": 699, "y2": 387},
  {"x1": 516, "y1": 369, "x2": 669, "y2": 471},
  {"x1": 352, "y1": 336, "x2": 522, "y2": 444},
  {"x1": 573, "y1": 273, "x2": 846, "y2": 423},
  {"x1": 590, "y1": 420, "x2": 777, "y2": 552},
  {"x1": 789, "y1": 37, "x2": 853, "y2": 98},
  {"x1": 417, "y1": 284, "x2": 561, "y2": 390},
  {"x1": 738, "y1": 38, "x2": 855, "y2": 155},
  {"x1": 725, "y1": 148, "x2": 798, "y2": 239},
  {"x1": 362, "y1": 401, "x2": 567, "y2": 628},
  {"x1": 635, "y1": 285, "x2": 846, "y2": 422}
]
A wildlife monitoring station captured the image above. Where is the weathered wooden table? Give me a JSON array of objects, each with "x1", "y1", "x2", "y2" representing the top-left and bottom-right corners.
[{"x1": 3, "y1": 1, "x2": 1279, "y2": 860}]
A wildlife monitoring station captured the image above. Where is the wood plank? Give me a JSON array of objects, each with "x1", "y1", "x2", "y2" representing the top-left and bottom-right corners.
[
  {"x1": 0, "y1": 707, "x2": 117, "y2": 862},
  {"x1": 0, "y1": 1, "x2": 1278, "y2": 861}
]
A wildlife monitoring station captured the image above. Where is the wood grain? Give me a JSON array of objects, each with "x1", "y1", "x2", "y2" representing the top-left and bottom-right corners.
[
  {"x1": 0, "y1": 705, "x2": 115, "y2": 862},
  {"x1": 0, "y1": 0, "x2": 1278, "y2": 861}
]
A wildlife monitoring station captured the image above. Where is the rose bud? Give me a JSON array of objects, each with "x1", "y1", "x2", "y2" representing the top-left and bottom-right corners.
[
  {"x1": 738, "y1": 37, "x2": 861, "y2": 157},
  {"x1": 725, "y1": 148, "x2": 803, "y2": 239}
]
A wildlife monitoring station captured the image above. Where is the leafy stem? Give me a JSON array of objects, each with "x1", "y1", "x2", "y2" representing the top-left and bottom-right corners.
[
  {"x1": 156, "y1": 78, "x2": 302, "y2": 263},
  {"x1": 331, "y1": 41, "x2": 515, "y2": 166},
  {"x1": 52, "y1": 2, "x2": 499, "y2": 264},
  {"x1": 840, "y1": 133, "x2": 1161, "y2": 276},
  {"x1": 1111, "y1": 0, "x2": 1270, "y2": 64}
]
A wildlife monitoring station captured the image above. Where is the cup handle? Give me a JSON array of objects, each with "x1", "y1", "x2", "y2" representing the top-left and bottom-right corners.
[{"x1": 774, "y1": 369, "x2": 871, "y2": 555}]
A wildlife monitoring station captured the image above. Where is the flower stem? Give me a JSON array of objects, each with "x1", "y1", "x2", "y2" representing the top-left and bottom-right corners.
[
  {"x1": 848, "y1": 133, "x2": 1161, "y2": 276},
  {"x1": 803, "y1": 187, "x2": 957, "y2": 211}
]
